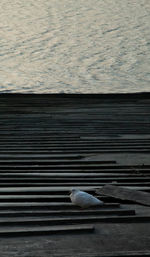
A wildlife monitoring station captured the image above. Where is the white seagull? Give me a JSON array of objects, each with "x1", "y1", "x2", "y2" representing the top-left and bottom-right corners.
[{"x1": 70, "y1": 188, "x2": 104, "y2": 208}]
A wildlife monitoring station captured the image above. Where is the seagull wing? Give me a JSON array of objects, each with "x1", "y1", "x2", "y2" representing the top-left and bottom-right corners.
[{"x1": 73, "y1": 190, "x2": 102, "y2": 208}]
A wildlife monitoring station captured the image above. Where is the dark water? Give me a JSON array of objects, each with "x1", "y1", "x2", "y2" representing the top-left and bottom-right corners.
[{"x1": 0, "y1": 0, "x2": 150, "y2": 93}]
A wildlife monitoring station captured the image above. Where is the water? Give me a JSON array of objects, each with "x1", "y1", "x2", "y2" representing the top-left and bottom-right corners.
[{"x1": 0, "y1": 0, "x2": 150, "y2": 93}]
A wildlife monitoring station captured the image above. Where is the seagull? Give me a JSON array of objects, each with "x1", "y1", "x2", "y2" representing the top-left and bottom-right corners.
[{"x1": 70, "y1": 188, "x2": 104, "y2": 208}]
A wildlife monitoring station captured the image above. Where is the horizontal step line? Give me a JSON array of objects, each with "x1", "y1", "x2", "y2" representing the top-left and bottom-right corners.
[
  {"x1": 0, "y1": 183, "x2": 148, "y2": 188},
  {"x1": 0, "y1": 185, "x2": 150, "y2": 195},
  {"x1": 0, "y1": 202, "x2": 120, "y2": 210},
  {"x1": 0, "y1": 168, "x2": 150, "y2": 172},
  {"x1": 0, "y1": 224, "x2": 94, "y2": 237},
  {"x1": 0, "y1": 160, "x2": 117, "y2": 164},
  {"x1": 0, "y1": 195, "x2": 106, "y2": 201},
  {"x1": 0, "y1": 148, "x2": 150, "y2": 153},
  {"x1": 0, "y1": 165, "x2": 149, "y2": 169},
  {"x1": 0, "y1": 209, "x2": 135, "y2": 217},
  {"x1": 0, "y1": 186, "x2": 148, "y2": 193},
  {"x1": 0, "y1": 215, "x2": 149, "y2": 228},
  {"x1": 1, "y1": 140, "x2": 150, "y2": 144},
  {"x1": 0, "y1": 173, "x2": 149, "y2": 177},
  {"x1": 0, "y1": 211, "x2": 137, "y2": 225},
  {"x1": 1, "y1": 138, "x2": 150, "y2": 142},
  {"x1": 0, "y1": 177, "x2": 149, "y2": 182}
]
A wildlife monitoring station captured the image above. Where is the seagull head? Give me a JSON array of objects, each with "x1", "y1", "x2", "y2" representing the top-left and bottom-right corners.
[{"x1": 69, "y1": 188, "x2": 79, "y2": 194}]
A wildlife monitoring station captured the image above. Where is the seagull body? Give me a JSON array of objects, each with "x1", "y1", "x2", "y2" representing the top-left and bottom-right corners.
[{"x1": 70, "y1": 188, "x2": 103, "y2": 208}]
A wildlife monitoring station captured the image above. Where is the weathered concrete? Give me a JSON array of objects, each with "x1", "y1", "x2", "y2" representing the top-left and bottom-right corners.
[{"x1": 0, "y1": 93, "x2": 150, "y2": 256}]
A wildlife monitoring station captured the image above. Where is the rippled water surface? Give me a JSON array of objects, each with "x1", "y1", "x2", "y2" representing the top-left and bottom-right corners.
[{"x1": 0, "y1": 0, "x2": 150, "y2": 93}]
